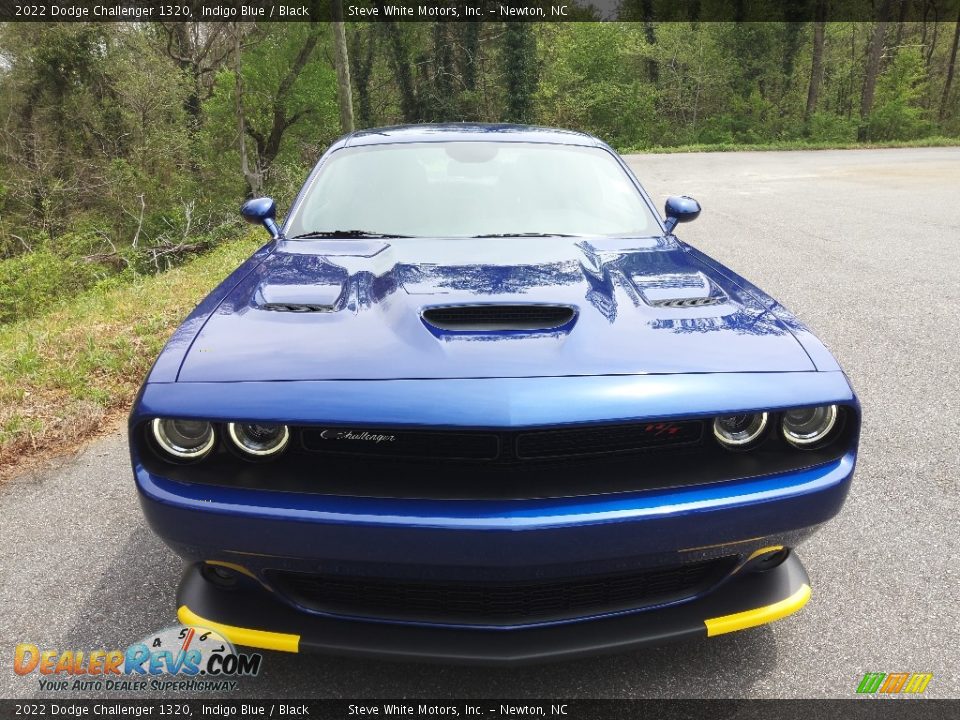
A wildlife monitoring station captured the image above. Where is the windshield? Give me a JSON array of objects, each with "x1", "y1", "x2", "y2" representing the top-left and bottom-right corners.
[{"x1": 286, "y1": 142, "x2": 659, "y2": 239}]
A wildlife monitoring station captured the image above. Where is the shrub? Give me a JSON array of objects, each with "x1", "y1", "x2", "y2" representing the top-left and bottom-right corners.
[
  {"x1": 0, "y1": 251, "x2": 103, "y2": 324},
  {"x1": 864, "y1": 48, "x2": 934, "y2": 141},
  {"x1": 806, "y1": 113, "x2": 858, "y2": 143}
]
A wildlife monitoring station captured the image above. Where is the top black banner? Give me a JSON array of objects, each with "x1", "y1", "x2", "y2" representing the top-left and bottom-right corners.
[{"x1": 1, "y1": 0, "x2": 959, "y2": 22}]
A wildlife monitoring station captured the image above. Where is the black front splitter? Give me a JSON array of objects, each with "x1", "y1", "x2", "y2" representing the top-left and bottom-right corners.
[{"x1": 176, "y1": 553, "x2": 811, "y2": 666}]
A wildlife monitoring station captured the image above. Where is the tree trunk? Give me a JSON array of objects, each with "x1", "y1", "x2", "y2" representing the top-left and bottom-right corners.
[
  {"x1": 641, "y1": 0, "x2": 658, "y2": 83},
  {"x1": 502, "y1": 23, "x2": 538, "y2": 124},
  {"x1": 847, "y1": 22, "x2": 856, "y2": 119},
  {"x1": 161, "y1": 23, "x2": 230, "y2": 120},
  {"x1": 804, "y1": 3, "x2": 827, "y2": 124},
  {"x1": 893, "y1": 0, "x2": 909, "y2": 54},
  {"x1": 233, "y1": 24, "x2": 261, "y2": 197},
  {"x1": 459, "y1": 22, "x2": 481, "y2": 92},
  {"x1": 859, "y1": 1, "x2": 893, "y2": 141},
  {"x1": 330, "y1": 1, "x2": 354, "y2": 133},
  {"x1": 349, "y1": 26, "x2": 376, "y2": 126},
  {"x1": 430, "y1": 22, "x2": 456, "y2": 121},
  {"x1": 174, "y1": 24, "x2": 201, "y2": 118},
  {"x1": 926, "y1": 14, "x2": 941, "y2": 68},
  {"x1": 376, "y1": 9, "x2": 419, "y2": 122},
  {"x1": 941, "y1": 10, "x2": 960, "y2": 121}
]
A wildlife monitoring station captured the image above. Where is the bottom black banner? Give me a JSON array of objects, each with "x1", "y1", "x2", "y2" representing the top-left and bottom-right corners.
[{"x1": 0, "y1": 700, "x2": 957, "y2": 720}]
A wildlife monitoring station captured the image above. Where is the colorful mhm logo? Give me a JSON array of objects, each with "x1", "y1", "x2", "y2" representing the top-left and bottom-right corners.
[{"x1": 856, "y1": 673, "x2": 933, "y2": 695}]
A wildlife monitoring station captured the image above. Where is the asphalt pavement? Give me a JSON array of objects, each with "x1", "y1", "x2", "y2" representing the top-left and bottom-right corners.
[{"x1": 1, "y1": 148, "x2": 958, "y2": 699}]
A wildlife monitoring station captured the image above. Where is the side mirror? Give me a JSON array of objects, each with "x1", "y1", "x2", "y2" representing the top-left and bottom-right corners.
[
  {"x1": 241, "y1": 197, "x2": 281, "y2": 239},
  {"x1": 663, "y1": 195, "x2": 701, "y2": 234}
]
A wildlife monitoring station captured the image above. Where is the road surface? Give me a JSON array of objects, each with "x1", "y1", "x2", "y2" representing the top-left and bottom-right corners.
[{"x1": 2, "y1": 148, "x2": 958, "y2": 699}]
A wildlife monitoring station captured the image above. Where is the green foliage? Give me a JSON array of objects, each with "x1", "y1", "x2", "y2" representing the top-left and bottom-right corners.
[
  {"x1": 198, "y1": 26, "x2": 339, "y2": 200},
  {"x1": 0, "y1": 22, "x2": 346, "y2": 324},
  {"x1": 805, "y1": 112, "x2": 858, "y2": 143},
  {"x1": 538, "y1": 21, "x2": 959, "y2": 150},
  {"x1": 537, "y1": 25, "x2": 656, "y2": 147},
  {"x1": 233, "y1": 26, "x2": 338, "y2": 162},
  {"x1": 0, "y1": 250, "x2": 104, "y2": 324},
  {"x1": 865, "y1": 48, "x2": 934, "y2": 141}
]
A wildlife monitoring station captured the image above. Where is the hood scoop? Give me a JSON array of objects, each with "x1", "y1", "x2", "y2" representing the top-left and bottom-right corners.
[{"x1": 422, "y1": 304, "x2": 577, "y2": 333}]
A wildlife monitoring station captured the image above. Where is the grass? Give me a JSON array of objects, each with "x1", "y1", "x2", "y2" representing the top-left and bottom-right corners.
[
  {"x1": 0, "y1": 233, "x2": 262, "y2": 476},
  {"x1": 620, "y1": 136, "x2": 960, "y2": 154}
]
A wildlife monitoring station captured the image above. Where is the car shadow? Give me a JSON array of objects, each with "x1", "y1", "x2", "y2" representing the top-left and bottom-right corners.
[{"x1": 53, "y1": 524, "x2": 778, "y2": 700}]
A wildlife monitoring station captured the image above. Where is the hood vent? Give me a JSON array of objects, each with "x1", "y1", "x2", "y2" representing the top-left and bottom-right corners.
[
  {"x1": 260, "y1": 303, "x2": 333, "y2": 313},
  {"x1": 648, "y1": 297, "x2": 722, "y2": 309},
  {"x1": 254, "y1": 281, "x2": 343, "y2": 313},
  {"x1": 422, "y1": 304, "x2": 576, "y2": 332}
]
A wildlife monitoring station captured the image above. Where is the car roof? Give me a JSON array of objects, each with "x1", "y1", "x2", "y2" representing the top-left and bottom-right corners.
[{"x1": 339, "y1": 123, "x2": 606, "y2": 149}]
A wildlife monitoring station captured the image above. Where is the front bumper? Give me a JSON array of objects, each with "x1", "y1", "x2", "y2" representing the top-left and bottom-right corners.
[
  {"x1": 132, "y1": 373, "x2": 857, "y2": 660},
  {"x1": 176, "y1": 552, "x2": 811, "y2": 664},
  {"x1": 136, "y1": 450, "x2": 852, "y2": 662},
  {"x1": 136, "y1": 450, "x2": 855, "y2": 571}
]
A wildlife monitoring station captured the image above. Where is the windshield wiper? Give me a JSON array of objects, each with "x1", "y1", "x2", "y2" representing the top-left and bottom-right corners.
[
  {"x1": 470, "y1": 232, "x2": 581, "y2": 238},
  {"x1": 290, "y1": 229, "x2": 415, "y2": 239}
]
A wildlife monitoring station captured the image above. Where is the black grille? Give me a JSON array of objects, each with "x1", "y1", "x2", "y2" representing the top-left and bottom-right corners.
[
  {"x1": 517, "y1": 421, "x2": 702, "y2": 459},
  {"x1": 148, "y1": 412, "x2": 853, "y2": 500},
  {"x1": 302, "y1": 428, "x2": 499, "y2": 460},
  {"x1": 270, "y1": 557, "x2": 735, "y2": 624},
  {"x1": 422, "y1": 304, "x2": 575, "y2": 331},
  {"x1": 301, "y1": 421, "x2": 702, "y2": 462}
]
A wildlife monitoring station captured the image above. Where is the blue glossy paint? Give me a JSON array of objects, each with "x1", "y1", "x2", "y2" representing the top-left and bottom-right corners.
[
  {"x1": 146, "y1": 241, "x2": 275, "y2": 383},
  {"x1": 132, "y1": 372, "x2": 855, "y2": 429},
  {"x1": 130, "y1": 124, "x2": 860, "y2": 640},
  {"x1": 663, "y1": 195, "x2": 702, "y2": 233},
  {"x1": 135, "y1": 452, "x2": 854, "y2": 531},
  {"x1": 171, "y1": 235, "x2": 818, "y2": 382},
  {"x1": 240, "y1": 196, "x2": 281, "y2": 239}
]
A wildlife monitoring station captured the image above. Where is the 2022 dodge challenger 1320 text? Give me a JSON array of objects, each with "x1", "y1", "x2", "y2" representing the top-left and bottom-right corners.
[{"x1": 129, "y1": 124, "x2": 859, "y2": 663}]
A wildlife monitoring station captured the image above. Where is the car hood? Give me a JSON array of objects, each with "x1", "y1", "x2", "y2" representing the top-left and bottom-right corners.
[{"x1": 176, "y1": 236, "x2": 815, "y2": 382}]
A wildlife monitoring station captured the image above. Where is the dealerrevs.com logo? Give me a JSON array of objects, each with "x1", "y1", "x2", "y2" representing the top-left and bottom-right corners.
[{"x1": 13, "y1": 625, "x2": 262, "y2": 693}]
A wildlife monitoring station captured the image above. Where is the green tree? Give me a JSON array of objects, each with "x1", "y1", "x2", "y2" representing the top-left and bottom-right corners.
[
  {"x1": 200, "y1": 24, "x2": 339, "y2": 199},
  {"x1": 866, "y1": 46, "x2": 933, "y2": 140}
]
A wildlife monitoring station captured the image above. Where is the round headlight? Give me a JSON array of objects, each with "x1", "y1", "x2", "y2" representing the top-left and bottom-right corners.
[
  {"x1": 227, "y1": 422, "x2": 290, "y2": 458},
  {"x1": 151, "y1": 418, "x2": 215, "y2": 460},
  {"x1": 782, "y1": 405, "x2": 838, "y2": 447},
  {"x1": 713, "y1": 412, "x2": 769, "y2": 449}
]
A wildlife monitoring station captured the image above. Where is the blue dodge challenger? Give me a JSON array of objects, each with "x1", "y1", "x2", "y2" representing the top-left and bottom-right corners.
[{"x1": 129, "y1": 124, "x2": 859, "y2": 663}]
